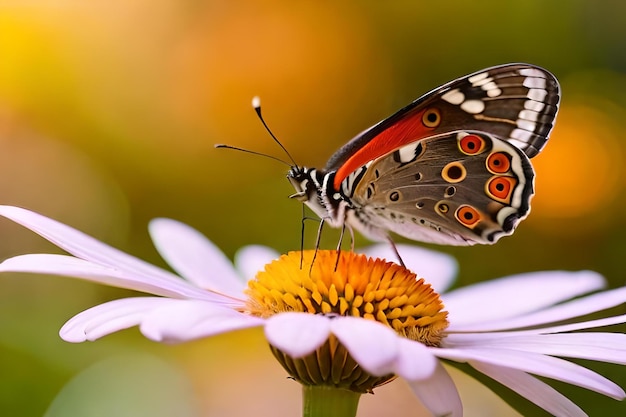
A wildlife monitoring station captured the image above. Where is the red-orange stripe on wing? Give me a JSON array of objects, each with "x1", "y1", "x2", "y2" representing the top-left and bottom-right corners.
[{"x1": 333, "y1": 108, "x2": 431, "y2": 189}]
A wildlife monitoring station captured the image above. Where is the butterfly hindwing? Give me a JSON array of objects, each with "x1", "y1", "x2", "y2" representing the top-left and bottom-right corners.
[{"x1": 345, "y1": 131, "x2": 534, "y2": 245}]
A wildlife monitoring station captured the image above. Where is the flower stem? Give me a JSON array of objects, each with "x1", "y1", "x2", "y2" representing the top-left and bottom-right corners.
[{"x1": 302, "y1": 385, "x2": 361, "y2": 417}]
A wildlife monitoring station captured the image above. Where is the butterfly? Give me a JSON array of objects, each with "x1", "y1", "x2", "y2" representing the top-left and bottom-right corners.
[{"x1": 286, "y1": 63, "x2": 560, "y2": 248}]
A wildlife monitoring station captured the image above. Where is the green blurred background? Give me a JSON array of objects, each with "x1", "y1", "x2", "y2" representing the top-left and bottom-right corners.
[{"x1": 0, "y1": 1, "x2": 624, "y2": 416}]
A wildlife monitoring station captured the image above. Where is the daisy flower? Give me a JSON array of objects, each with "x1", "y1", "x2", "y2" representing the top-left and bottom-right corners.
[{"x1": 0, "y1": 205, "x2": 624, "y2": 417}]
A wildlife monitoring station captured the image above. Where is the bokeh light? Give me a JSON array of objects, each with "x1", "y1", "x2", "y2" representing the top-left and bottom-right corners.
[{"x1": 532, "y1": 100, "x2": 626, "y2": 232}]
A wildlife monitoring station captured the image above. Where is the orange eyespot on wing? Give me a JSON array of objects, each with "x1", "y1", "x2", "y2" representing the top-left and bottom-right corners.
[
  {"x1": 486, "y1": 176, "x2": 517, "y2": 204},
  {"x1": 455, "y1": 205, "x2": 482, "y2": 228},
  {"x1": 458, "y1": 134, "x2": 486, "y2": 155},
  {"x1": 486, "y1": 152, "x2": 511, "y2": 174}
]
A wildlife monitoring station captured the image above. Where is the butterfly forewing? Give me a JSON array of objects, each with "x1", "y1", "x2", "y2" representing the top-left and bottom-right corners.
[{"x1": 328, "y1": 64, "x2": 559, "y2": 189}]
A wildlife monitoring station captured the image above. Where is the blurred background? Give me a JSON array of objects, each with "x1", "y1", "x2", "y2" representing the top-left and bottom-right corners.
[{"x1": 0, "y1": 1, "x2": 625, "y2": 416}]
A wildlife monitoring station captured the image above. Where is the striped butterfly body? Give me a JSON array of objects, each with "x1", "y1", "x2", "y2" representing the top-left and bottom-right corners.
[{"x1": 288, "y1": 63, "x2": 560, "y2": 246}]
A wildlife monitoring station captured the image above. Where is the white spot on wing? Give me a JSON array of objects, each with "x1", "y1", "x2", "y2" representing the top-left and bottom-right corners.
[
  {"x1": 519, "y1": 110, "x2": 539, "y2": 122},
  {"x1": 468, "y1": 72, "x2": 489, "y2": 84},
  {"x1": 510, "y1": 128, "x2": 532, "y2": 142},
  {"x1": 508, "y1": 138, "x2": 529, "y2": 149},
  {"x1": 525, "y1": 100, "x2": 545, "y2": 112},
  {"x1": 472, "y1": 76, "x2": 493, "y2": 87},
  {"x1": 528, "y1": 88, "x2": 548, "y2": 101},
  {"x1": 442, "y1": 89, "x2": 465, "y2": 105},
  {"x1": 517, "y1": 119, "x2": 536, "y2": 131},
  {"x1": 523, "y1": 77, "x2": 547, "y2": 89},
  {"x1": 398, "y1": 143, "x2": 419, "y2": 163},
  {"x1": 519, "y1": 68, "x2": 545, "y2": 77},
  {"x1": 460, "y1": 100, "x2": 485, "y2": 114},
  {"x1": 487, "y1": 88, "x2": 502, "y2": 97},
  {"x1": 480, "y1": 80, "x2": 502, "y2": 97}
]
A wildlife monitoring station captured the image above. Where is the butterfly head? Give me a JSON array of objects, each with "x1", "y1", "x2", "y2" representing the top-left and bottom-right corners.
[
  {"x1": 287, "y1": 166, "x2": 311, "y2": 202},
  {"x1": 287, "y1": 166, "x2": 344, "y2": 224}
]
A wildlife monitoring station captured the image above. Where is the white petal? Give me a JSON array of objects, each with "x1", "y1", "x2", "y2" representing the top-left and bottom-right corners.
[
  {"x1": 0, "y1": 254, "x2": 231, "y2": 302},
  {"x1": 234, "y1": 245, "x2": 280, "y2": 281},
  {"x1": 434, "y1": 347, "x2": 625, "y2": 400},
  {"x1": 149, "y1": 218, "x2": 245, "y2": 297},
  {"x1": 330, "y1": 316, "x2": 398, "y2": 376},
  {"x1": 445, "y1": 333, "x2": 626, "y2": 365},
  {"x1": 449, "y1": 315, "x2": 626, "y2": 337},
  {"x1": 0, "y1": 205, "x2": 182, "y2": 284},
  {"x1": 394, "y1": 338, "x2": 438, "y2": 380},
  {"x1": 443, "y1": 271, "x2": 605, "y2": 327},
  {"x1": 524, "y1": 314, "x2": 626, "y2": 334},
  {"x1": 60, "y1": 297, "x2": 171, "y2": 342},
  {"x1": 471, "y1": 362, "x2": 587, "y2": 417},
  {"x1": 362, "y1": 244, "x2": 458, "y2": 293},
  {"x1": 407, "y1": 362, "x2": 463, "y2": 417},
  {"x1": 450, "y1": 286, "x2": 626, "y2": 332},
  {"x1": 140, "y1": 300, "x2": 264, "y2": 343},
  {"x1": 264, "y1": 312, "x2": 331, "y2": 358}
]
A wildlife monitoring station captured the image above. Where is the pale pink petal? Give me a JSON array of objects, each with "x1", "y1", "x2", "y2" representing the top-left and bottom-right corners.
[
  {"x1": 0, "y1": 205, "x2": 181, "y2": 283},
  {"x1": 264, "y1": 313, "x2": 332, "y2": 358},
  {"x1": 330, "y1": 316, "x2": 398, "y2": 376},
  {"x1": 149, "y1": 218, "x2": 245, "y2": 297},
  {"x1": 0, "y1": 254, "x2": 232, "y2": 302},
  {"x1": 140, "y1": 300, "x2": 264, "y2": 343},
  {"x1": 362, "y1": 243, "x2": 458, "y2": 293},
  {"x1": 407, "y1": 361, "x2": 463, "y2": 417},
  {"x1": 434, "y1": 347, "x2": 625, "y2": 400},
  {"x1": 443, "y1": 271, "x2": 605, "y2": 327},
  {"x1": 471, "y1": 362, "x2": 587, "y2": 417},
  {"x1": 393, "y1": 338, "x2": 438, "y2": 380},
  {"x1": 234, "y1": 245, "x2": 280, "y2": 281},
  {"x1": 449, "y1": 286, "x2": 626, "y2": 332},
  {"x1": 445, "y1": 333, "x2": 626, "y2": 365},
  {"x1": 60, "y1": 297, "x2": 171, "y2": 342}
]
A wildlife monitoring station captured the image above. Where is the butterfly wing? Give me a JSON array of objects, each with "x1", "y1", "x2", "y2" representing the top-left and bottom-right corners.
[
  {"x1": 327, "y1": 63, "x2": 560, "y2": 192},
  {"x1": 342, "y1": 130, "x2": 534, "y2": 245}
]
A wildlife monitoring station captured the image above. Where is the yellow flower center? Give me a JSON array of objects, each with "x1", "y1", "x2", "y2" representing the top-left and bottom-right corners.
[
  {"x1": 246, "y1": 250, "x2": 448, "y2": 345},
  {"x1": 245, "y1": 250, "x2": 449, "y2": 393}
]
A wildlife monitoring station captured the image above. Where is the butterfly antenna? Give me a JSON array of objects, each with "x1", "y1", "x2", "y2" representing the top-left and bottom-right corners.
[
  {"x1": 252, "y1": 96, "x2": 299, "y2": 167},
  {"x1": 214, "y1": 144, "x2": 292, "y2": 167}
]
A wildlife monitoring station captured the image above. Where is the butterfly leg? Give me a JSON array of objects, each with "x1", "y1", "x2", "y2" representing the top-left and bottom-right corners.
[
  {"x1": 309, "y1": 217, "x2": 326, "y2": 275},
  {"x1": 336, "y1": 223, "x2": 347, "y2": 251},
  {"x1": 299, "y1": 205, "x2": 307, "y2": 268},
  {"x1": 334, "y1": 224, "x2": 348, "y2": 271},
  {"x1": 387, "y1": 237, "x2": 405, "y2": 268},
  {"x1": 334, "y1": 225, "x2": 356, "y2": 270}
]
